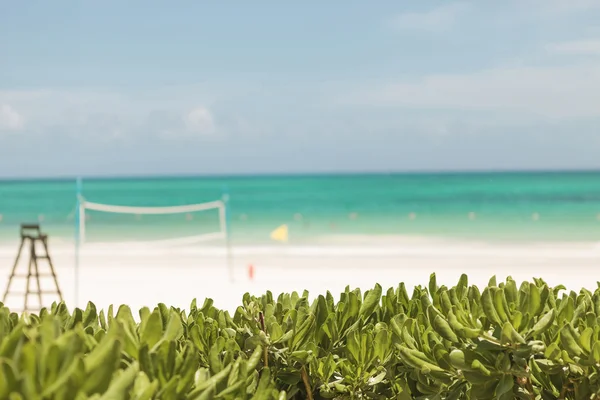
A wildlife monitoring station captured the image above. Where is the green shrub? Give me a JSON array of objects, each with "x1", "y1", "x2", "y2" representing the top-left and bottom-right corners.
[{"x1": 1, "y1": 274, "x2": 600, "y2": 399}]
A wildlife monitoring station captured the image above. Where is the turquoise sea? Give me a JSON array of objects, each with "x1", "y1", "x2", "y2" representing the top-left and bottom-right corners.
[{"x1": 1, "y1": 171, "x2": 600, "y2": 245}]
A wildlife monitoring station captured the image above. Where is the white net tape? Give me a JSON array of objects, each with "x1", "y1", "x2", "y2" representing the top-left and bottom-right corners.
[{"x1": 82, "y1": 200, "x2": 224, "y2": 215}]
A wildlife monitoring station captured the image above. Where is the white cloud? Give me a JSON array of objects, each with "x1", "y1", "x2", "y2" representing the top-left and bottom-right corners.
[
  {"x1": 0, "y1": 89, "x2": 221, "y2": 139},
  {"x1": 387, "y1": 3, "x2": 468, "y2": 32},
  {"x1": 0, "y1": 104, "x2": 24, "y2": 131},
  {"x1": 183, "y1": 106, "x2": 215, "y2": 135},
  {"x1": 342, "y1": 61, "x2": 600, "y2": 119},
  {"x1": 545, "y1": 39, "x2": 600, "y2": 55}
]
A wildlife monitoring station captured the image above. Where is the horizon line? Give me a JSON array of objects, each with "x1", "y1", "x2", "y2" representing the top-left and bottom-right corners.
[{"x1": 1, "y1": 167, "x2": 600, "y2": 183}]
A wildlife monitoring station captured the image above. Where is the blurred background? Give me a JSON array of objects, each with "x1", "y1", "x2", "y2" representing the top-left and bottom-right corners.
[{"x1": 1, "y1": 1, "x2": 600, "y2": 311}]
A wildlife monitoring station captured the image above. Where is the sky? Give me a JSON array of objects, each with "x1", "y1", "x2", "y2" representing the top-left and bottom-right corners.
[{"x1": 1, "y1": 0, "x2": 600, "y2": 178}]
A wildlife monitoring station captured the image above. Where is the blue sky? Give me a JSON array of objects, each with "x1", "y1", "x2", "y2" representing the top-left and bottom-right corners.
[{"x1": 1, "y1": 1, "x2": 600, "y2": 177}]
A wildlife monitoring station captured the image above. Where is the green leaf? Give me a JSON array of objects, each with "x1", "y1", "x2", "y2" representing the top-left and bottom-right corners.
[
  {"x1": 82, "y1": 338, "x2": 123, "y2": 395},
  {"x1": 432, "y1": 315, "x2": 459, "y2": 343},
  {"x1": 98, "y1": 362, "x2": 140, "y2": 400},
  {"x1": 429, "y1": 273, "x2": 438, "y2": 297},
  {"x1": 132, "y1": 374, "x2": 159, "y2": 400},
  {"x1": 493, "y1": 288, "x2": 509, "y2": 324},
  {"x1": 359, "y1": 284, "x2": 382, "y2": 320},
  {"x1": 396, "y1": 345, "x2": 444, "y2": 373},
  {"x1": 290, "y1": 350, "x2": 312, "y2": 364},
  {"x1": 368, "y1": 370, "x2": 387, "y2": 386},
  {"x1": 481, "y1": 288, "x2": 502, "y2": 326},
  {"x1": 579, "y1": 327, "x2": 593, "y2": 353},
  {"x1": 456, "y1": 274, "x2": 468, "y2": 300},
  {"x1": 191, "y1": 364, "x2": 233, "y2": 394},
  {"x1": 528, "y1": 309, "x2": 555, "y2": 338},
  {"x1": 592, "y1": 341, "x2": 600, "y2": 363},
  {"x1": 291, "y1": 313, "x2": 315, "y2": 351},
  {"x1": 0, "y1": 358, "x2": 18, "y2": 399},
  {"x1": 501, "y1": 321, "x2": 526, "y2": 345},
  {"x1": 528, "y1": 283, "x2": 541, "y2": 316},
  {"x1": 346, "y1": 329, "x2": 361, "y2": 364},
  {"x1": 250, "y1": 368, "x2": 274, "y2": 399},
  {"x1": 140, "y1": 309, "x2": 163, "y2": 348},
  {"x1": 559, "y1": 323, "x2": 584, "y2": 357},
  {"x1": 495, "y1": 374, "x2": 514, "y2": 399},
  {"x1": 373, "y1": 327, "x2": 390, "y2": 361}
]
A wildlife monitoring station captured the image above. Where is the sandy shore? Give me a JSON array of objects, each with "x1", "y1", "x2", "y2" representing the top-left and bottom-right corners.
[{"x1": 1, "y1": 235, "x2": 599, "y2": 313}]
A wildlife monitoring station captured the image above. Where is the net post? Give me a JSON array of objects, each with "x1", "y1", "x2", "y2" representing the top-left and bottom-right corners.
[
  {"x1": 222, "y1": 185, "x2": 234, "y2": 283},
  {"x1": 74, "y1": 177, "x2": 82, "y2": 308}
]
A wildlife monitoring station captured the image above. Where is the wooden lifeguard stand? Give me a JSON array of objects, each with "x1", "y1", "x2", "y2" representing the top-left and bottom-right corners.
[{"x1": 2, "y1": 224, "x2": 63, "y2": 312}]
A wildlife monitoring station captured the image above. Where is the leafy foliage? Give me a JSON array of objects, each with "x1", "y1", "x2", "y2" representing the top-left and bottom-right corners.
[{"x1": 1, "y1": 274, "x2": 600, "y2": 399}]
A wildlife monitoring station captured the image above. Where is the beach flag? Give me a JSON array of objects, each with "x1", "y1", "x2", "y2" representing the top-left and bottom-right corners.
[{"x1": 270, "y1": 224, "x2": 289, "y2": 243}]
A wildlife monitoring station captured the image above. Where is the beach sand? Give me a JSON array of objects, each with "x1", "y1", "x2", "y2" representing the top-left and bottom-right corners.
[{"x1": 0, "y1": 235, "x2": 599, "y2": 314}]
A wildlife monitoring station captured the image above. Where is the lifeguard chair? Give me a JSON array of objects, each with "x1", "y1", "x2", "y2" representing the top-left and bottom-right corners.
[{"x1": 2, "y1": 224, "x2": 63, "y2": 312}]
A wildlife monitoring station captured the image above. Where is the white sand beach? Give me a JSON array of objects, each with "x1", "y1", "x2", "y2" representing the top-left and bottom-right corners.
[{"x1": 1, "y1": 235, "x2": 599, "y2": 314}]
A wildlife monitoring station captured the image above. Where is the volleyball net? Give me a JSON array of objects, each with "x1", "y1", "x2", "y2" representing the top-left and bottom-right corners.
[
  {"x1": 73, "y1": 190, "x2": 233, "y2": 304},
  {"x1": 76, "y1": 198, "x2": 228, "y2": 247}
]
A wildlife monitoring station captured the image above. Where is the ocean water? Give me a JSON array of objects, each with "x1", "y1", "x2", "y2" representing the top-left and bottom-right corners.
[{"x1": 1, "y1": 171, "x2": 600, "y2": 245}]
